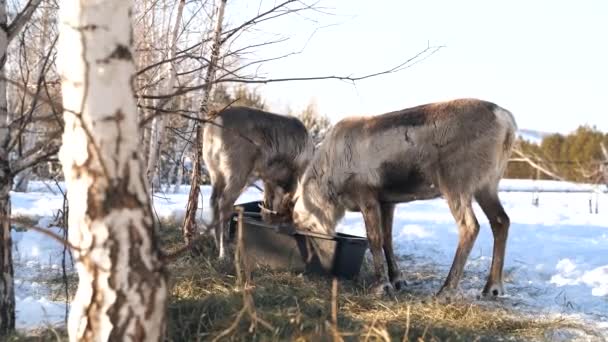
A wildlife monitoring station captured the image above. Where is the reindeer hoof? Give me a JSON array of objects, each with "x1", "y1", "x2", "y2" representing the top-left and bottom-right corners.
[
  {"x1": 435, "y1": 286, "x2": 462, "y2": 303},
  {"x1": 371, "y1": 281, "x2": 394, "y2": 297},
  {"x1": 482, "y1": 282, "x2": 505, "y2": 298},
  {"x1": 392, "y1": 277, "x2": 408, "y2": 291}
]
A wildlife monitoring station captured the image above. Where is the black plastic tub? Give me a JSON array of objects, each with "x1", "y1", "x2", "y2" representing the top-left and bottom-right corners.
[{"x1": 229, "y1": 201, "x2": 368, "y2": 279}]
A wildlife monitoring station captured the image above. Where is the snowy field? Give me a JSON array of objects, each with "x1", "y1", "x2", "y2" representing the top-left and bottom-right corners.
[{"x1": 10, "y1": 179, "x2": 608, "y2": 336}]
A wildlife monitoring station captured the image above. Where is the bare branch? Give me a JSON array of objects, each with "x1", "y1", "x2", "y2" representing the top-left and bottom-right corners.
[
  {"x1": 11, "y1": 130, "x2": 61, "y2": 175},
  {"x1": 8, "y1": 35, "x2": 58, "y2": 152},
  {"x1": 11, "y1": 216, "x2": 81, "y2": 252},
  {"x1": 220, "y1": 0, "x2": 297, "y2": 45},
  {"x1": 140, "y1": 44, "x2": 444, "y2": 100},
  {"x1": 7, "y1": 0, "x2": 43, "y2": 43}
]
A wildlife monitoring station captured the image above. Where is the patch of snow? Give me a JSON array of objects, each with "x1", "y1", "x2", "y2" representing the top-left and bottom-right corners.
[
  {"x1": 15, "y1": 296, "x2": 66, "y2": 329},
  {"x1": 583, "y1": 266, "x2": 608, "y2": 297},
  {"x1": 552, "y1": 261, "x2": 608, "y2": 297},
  {"x1": 396, "y1": 224, "x2": 434, "y2": 239}
]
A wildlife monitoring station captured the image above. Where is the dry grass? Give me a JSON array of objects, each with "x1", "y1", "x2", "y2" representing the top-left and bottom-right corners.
[
  {"x1": 159, "y1": 224, "x2": 587, "y2": 342},
  {"x1": 5, "y1": 327, "x2": 67, "y2": 342}
]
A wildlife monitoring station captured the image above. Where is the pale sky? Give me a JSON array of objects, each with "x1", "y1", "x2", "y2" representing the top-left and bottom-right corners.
[{"x1": 225, "y1": 0, "x2": 608, "y2": 134}]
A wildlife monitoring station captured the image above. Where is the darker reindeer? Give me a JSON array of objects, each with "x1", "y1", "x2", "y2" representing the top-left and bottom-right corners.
[
  {"x1": 203, "y1": 106, "x2": 314, "y2": 259},
  {"x1": 292, "y1": 99, "x2": 517, "y2": 296}
]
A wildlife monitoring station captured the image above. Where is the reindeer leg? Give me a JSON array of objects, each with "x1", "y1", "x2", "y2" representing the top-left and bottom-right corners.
[
  {"x1": 216, "y1": 175, "x2": 248, "y2": 259},
  {"x1": 208, "y1": 173, "x2": 225, "y2": 244},
  {"x1": 361, "y1": 199, "x2": 392, "y2": 296},
  {"x1": 475, "y1": 187, "x2": 510, "y2": 297},
  {"x1": 439, "y1": 194, "x2": 480, "y2": 296},
  {"x1": 381, "y1": 203, "x2": 406, "y2": 290}
]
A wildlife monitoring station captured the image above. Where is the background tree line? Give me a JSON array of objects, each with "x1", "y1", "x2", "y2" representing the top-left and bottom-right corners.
[{"x1": 505, "y1": 126, "x2": 608, "y2": 184}]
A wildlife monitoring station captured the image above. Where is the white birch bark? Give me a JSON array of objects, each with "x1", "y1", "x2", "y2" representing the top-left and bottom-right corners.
[{"x1": 57, "y1": 1, "x2": 167, "y2": 341}]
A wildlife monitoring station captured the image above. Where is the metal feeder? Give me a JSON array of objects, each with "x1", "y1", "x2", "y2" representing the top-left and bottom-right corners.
[{"x1": 229, "y1": 201, "x2": 368, "y2": 279}]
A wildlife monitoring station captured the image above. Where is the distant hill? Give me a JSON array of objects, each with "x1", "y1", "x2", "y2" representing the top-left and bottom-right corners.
[{"x1": 517, "y1": 129, "x2": 551, "y2": 144}]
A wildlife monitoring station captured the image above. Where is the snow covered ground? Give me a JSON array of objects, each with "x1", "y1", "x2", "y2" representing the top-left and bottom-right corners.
[{"x1": 10, "y1": 179, "x2": 608, "y2": 336}]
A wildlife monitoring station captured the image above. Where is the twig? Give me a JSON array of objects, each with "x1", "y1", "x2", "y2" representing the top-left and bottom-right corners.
[
  {"x1": 59, "y1": 187, "x2": 70, "y2": 324},
  {"x1": 211, "y1": 306, "x2": 247, "y2": 342},
  {"x1": 211, "y1": 208, "x2": 275, "y2": 341},
  {"x1": 330, "y1": 277, "x2": 342, "y2": 342},
  {"x1": 363, "y1": 314, "x2": 379, "y2": 342},
  {"x1": 401, "y1": 305, "x2": 410, "y2": 342}
]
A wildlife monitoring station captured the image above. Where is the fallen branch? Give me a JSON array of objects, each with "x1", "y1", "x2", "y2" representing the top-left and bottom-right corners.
[
  {"x1": 512, "y1": 148, "x2": 566, "y2": 182},
  {"x1": 11, "y1": 216, "x2": 81, "y2": 252}
]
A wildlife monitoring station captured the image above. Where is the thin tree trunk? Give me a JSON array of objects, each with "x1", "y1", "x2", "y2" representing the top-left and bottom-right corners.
[
  {"x1": 173, "y1": 153, "x2": 185, "y2": 193},
  {"x1": 164, "y1": 145, "x2": 177, "y2": 193},
  {"x1": 146, "y1": 0, "x2": 185, "y2": 189},
  {"x1": 0, "y1": 51, "x2": 11, "y2": 324},
  {"x1": 1, "y1": 1, "x2": 13, "y2": 334},
  {"x1": 0, "y1": 49, "x2": 13, "y2": 328},
  {"x1": 0, "y1": 176, "x2": 13, "y2": 335},
  {"x1": 173, "y1": 116, "x2": 193, "y2": 194},
  {"x1": 57, "y1": 1, "x2": 168, "y2": 340},
  {"x1": 139, "y1": 0, "x2": 153, "y2": 158},
  {"x1": 183, "y1": 127, "x2": 202, "y2": 245},
  {"x1": 182, "y1": 0, "x2": 227, "y2": 246},
  {"x1": 164, "y1": 165, "x2": 173, "y2": 193},
  {"x1": 0, "y1": 0, "x2": 42, "y2": 331}
]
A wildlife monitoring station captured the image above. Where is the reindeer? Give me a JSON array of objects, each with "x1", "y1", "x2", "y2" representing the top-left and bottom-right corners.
[
  {"x1": 203, "y1": 106, "x2": 314, "y2": 259},
  {"x1": 292, "y1": 98, "x2": 517, "y2": 296}
]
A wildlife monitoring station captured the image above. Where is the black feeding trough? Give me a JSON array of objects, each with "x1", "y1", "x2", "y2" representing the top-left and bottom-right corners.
[{"x1": 228, "y1": 201, "x2": 368, "y2": 279}]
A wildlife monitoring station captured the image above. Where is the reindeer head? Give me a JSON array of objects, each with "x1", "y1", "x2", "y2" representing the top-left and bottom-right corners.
[
  {"x1": 291, "y1": 175, "x2": 338, "y2": 236},
  {"x1": 260, "y1": 187, "x2": 296, "y2": 224}
]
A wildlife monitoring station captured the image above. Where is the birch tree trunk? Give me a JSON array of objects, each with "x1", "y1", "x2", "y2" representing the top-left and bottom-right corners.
[
  {"x1": 146, "y1": 0, "x2": 186, "y2": 190},
  {"x1": 182, "y1": 0, "x2": 227, "y2": 249},
  {"x1": 57, "y1": 1, "x2": 167, "y2": 341},
  {"x1": 0, "y1": 3, "x2": 14, "y2": 332},
  {"x1": 1, "y1": 0, "x2": 43, "y2": 334}
]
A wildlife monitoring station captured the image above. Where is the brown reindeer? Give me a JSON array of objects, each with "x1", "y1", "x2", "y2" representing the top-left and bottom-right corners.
[
  {"x1": 203, "y1": 106, "x2": 314, "y2": 258},
  {"x1": 292, "y1": 98, "x2": 517, "y2": 296}
]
